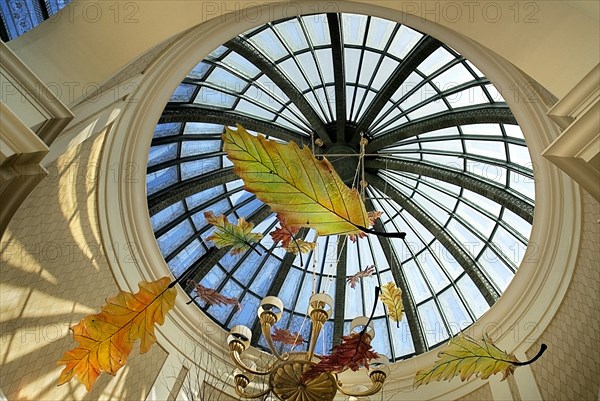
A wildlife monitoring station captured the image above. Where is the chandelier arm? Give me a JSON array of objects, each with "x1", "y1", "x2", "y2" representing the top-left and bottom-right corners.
[
  {"x1": 233, "y1": 383, "x2": 273, "y2": 399},
  {"x1": 229, "y1": 350, "x2": 272, "y2": 376},
  {"x1": 306, "y1": 318, "x2": 325, "y2": 361},
  {"x1": 336, "y1": 381, "x2": 384, "y2": 397},
  {"x1": 261, "y1": 321, "x2": 288, "y2": 361}
]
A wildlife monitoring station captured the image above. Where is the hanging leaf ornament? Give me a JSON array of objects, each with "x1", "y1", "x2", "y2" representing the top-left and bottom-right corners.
[
  {"x1": 204, "y1": 211, "x2": 263, "y2": 254},
  {"x1": 57, "y1": 277, "x2": 177, "y2": 390},
  {"x1": 271, "y1": 328, "x2": 304, "y2": 347},
  {"x1": 222, "y1": 125, "x2": 371, "y2": 236},
  {"x1": 187, "y1": 279, "x2": 241, "y2": 310},
  {"x1": 414, "y1": 334, "x2": 548, "y2": 388},
  {"x1": 301, "y1": 332, "x2": 379, "y2": 382},
  {"x1": 346, "y1": 265, "x2": 376, "y2": 289},
  {"x1": 379, "y1": 281, "x2": 403, "y2": 327},
  {"x1": 270, "y1": 214, "x2": 316, "y2": 254}
]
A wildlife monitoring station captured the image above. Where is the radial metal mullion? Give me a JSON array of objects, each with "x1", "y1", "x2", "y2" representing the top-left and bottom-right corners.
[
  {"x1": 365, "y1": 196, "x2": 427, "y2": 354},
  {"x1": 353, "y1": 24, "x2": 400, "y2": 126},
  {"x1": 327, "y1": 13, "x2": 346, "y2": 141},
  {"x1": 353, "y1": 35, "x2": 441, "y2": 143},
  {"x1": 376, "y1": 150, "x2": 534, "y2": 179},
  {"x1": 332, "y1": 236, "x2": 347, "y2": 345},
  {"x1": 397, "y1": 78, "x2": 491, "y2": 118},
  {"x1": 348, "y1": 16, "x2": 371, "y2": 126},
  {"x1": 367, "y1": 56, "x2": 465, "y2": 134},
  {"x1": 297, "y1": 17, "x2": 335, "y2": 122},
  {"x1": 366, "y1": 104, "x2": 516, "y2": 151},
  {"x1": 369, "y1": 159, "x2": 534, "y2": 222},
  {"x1": 367, "y1": 172, "x2": 499, "y2": 306},
  {"x1": 160, "y1": 104, "x2": 310, "y2": 145},
  {"x1": 224, "y1": 36, "x2": 332, "y2": 145}
]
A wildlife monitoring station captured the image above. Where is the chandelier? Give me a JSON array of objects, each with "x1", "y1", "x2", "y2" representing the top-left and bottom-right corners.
[{"x1": 227, "y1": 293, "x2": 390, "y2": 401}]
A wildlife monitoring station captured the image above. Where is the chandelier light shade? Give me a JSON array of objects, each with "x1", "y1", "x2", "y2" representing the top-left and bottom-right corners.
[{"x1": 227, "y1": 293, "x2": 389, "y2": 400}]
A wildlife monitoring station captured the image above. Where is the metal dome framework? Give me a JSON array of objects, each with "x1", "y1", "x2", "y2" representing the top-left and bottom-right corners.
[{"x1": 146, "y1": 13, "x2": 534, "y2": 361}]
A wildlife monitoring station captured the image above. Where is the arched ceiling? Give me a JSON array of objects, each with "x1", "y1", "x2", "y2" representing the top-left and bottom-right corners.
[{"x1": 145, "y1": 13, "x2": 534, "y2": 360}]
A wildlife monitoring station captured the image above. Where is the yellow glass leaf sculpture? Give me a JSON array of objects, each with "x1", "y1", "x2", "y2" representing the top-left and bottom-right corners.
[
  {"x1": 283, "y1": 238, "x2": 317, "y2": 254},
  {"x1": 414, "y1": 334, "x2": 547, "y2": 388},
  {"x1": 205, "y1": 211, "x2": 263, "y2": 254},
  {"x1": 379, "y1": 281, "x2": 403, "y2": 327},
  {"x1": 57, "y1": 277, "x2": 177, "y2": 391},
  {"x1": 222, "y1": 125, "x2": 370, "y2": 236}
]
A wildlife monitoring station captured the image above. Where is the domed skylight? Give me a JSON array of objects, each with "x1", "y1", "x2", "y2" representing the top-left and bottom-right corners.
[{"x1": 146, "y1": 13, "x2": 534, "y2": 361}]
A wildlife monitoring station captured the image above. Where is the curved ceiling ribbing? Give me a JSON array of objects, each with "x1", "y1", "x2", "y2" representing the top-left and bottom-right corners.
[{"x1": 146, "y1": 13, "x2": 534, "y2": 360}]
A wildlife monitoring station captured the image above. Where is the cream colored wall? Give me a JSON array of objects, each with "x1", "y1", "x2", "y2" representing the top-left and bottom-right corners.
[
  {"x1": 7, "y1": 0, "x2": 599, "y2": 107},
  {"x1": 0, "y1": 130, "x2": 168, "y2": 400},
  {"x1": 526, "y1": 189, "x2": 600, "y2": 401}
]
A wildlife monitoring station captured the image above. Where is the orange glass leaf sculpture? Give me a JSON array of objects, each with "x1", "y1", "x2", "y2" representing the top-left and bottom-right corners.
[
  {"x1": 271, "y1": 327, "x2": 304, "y2": 348},
  {"x1": 57, "y1": 277, "x2": 177, "y2": 391},
  {"x1": 223, "y1": 125, "x2": 370, "y2": 236},
  {"x1": 301, "y1": 332, "x2": 378, "y2": 382}
]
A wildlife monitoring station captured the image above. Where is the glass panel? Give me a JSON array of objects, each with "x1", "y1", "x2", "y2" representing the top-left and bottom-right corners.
[
  {"x1": 366, "y1": 17, "x2": 395, "y2": 50},
  {"x1": 465, "y1": 140, "x2": 506, "y2": 160},
  {"x1": 502, "y1": 209, "x2": 531, "y2": 239},
  {"x1": 509, "y1": 172, "x2": 535, "y2": 200},
  {"x1": 447, "y1": 86, "x2": 489, "y2": 109},
  {"x1": 371, "y1": 57, "x2": 400, "y2": 90},
  {"x1": 478, "y1": 248, "x2": 514, "y2": 291},
  {"x1": 418, "y1": 47, "x2": 454, "y2": 75},
  {"x1": 151, "y1": 202, "x2": 185, "y2": 231},
  {"x1": 433, "y1": 64, "x2": 475, "y2": 91},
  {"x1": 168, "y1": 240, "x2": 205, "y2": 278},
  {"x1": 388, "y1": 25, "x2": 422, "y2": 59},
  {"x1": 456, "y1": 203, "x2": 496, "y2": 237},
  {"x1": 457, "y1": 276, "x2": 489, "y2": 318},
  {"x1": 274, "y1": 19, "x2": 308, "y2": 51},
  {"x1": 170, "y1": 84, "x2": 196, "y2": 102},
  {"x1": 194, "y1": 87, "x2": 236, "y2": 108},
  {"x1": 206, "y1": 68, "x2": 247, "y2": 92},
  {"x1": 403, "y1": 260, "x2": 431, "y2": 303},
  {"x1": 180, "y1": 157, "x2": 221, "y2": 180},
  {"x1": 154, "y1": 123, "x2": 181, "y2": 137},
  {"x1": 250, "y1": 256, "x2": 281, "y2": 297},
  {"x1": 185, "y1": 186, "x2": 225, "y2": 210},
  {"x1": 342, "y1": 14, "x2": 367, "y2": 45},
  {"x1": 183, "y1": 122, "x2": 224, "y2": 135},
  {"x1": 302, "y1": 14, "x2": 330, "y2": 46},
  {"x1": 277, "y1": 268, "x2": 303, "y2": 306},
  {"x1": 508, "y1": 144, "x2": 532, "y2": 168},
  {"x1": 420, "y1": 254, "x2": 450, "y2": 292},
  {"x1": 466, "y1": 160, "x2": 507, "y2": 186},
  {"x1": 371, "y1": 318, "x2": 392, "y2": 358},
  {"x1": 446, "y1": 219, "x2": 484, "y2": 257},
  {"x1": 251, "y1": 28, "x2": 288, "y2": 60},
  {"x1": 315, "y1": 49, "x2": 335, "y2": 83},
  {"x1": 222, "y1": 52, "x2": 261, "y2": 77},
  {"x1": 390, "y1": 312, "x2": 414, "y2": 357},
  {"x1": 146, "y1": 167, "x2": 177, "y2": 195},
  {"x1": 418, "y1": 300, "x2": 449, "y2": 346},
  {"x1": 407, "y1": 100, "x2": 448, "y2": 120},
  {"x1": 438, "y1": 288, "x2": 473, "y2": 334},
  {"x1": 188, "y1": 62, "x2": 211, "y2": 79},
  {"x1": 181, "y1": 140, "x2": 221, "y2": 156},
  {"x1": 148, "y1": 144, "x2": 178, "y2": 167},
  {"x1": 228, "y1": 293, "x2": 261, "y2": 328},
  {"x1": 157, "y1": 220, "x2": 194, "y2": 256}
]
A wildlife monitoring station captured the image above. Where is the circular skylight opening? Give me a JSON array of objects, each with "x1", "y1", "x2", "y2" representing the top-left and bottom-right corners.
[{"x1": 146, "y1": 12, "x2": 534, "y2": 361}]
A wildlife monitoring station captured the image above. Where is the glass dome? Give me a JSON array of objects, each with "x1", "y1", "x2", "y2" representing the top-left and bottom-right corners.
[{"x1": 146, "y1": 13, "x2": 534, "y2": 361}]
